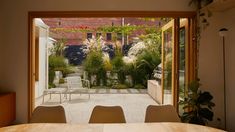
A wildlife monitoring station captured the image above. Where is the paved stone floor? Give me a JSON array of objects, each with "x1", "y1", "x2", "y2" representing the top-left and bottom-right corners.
[{"x1": 35, "y1": 90, "x2": 158, "y2": 124}]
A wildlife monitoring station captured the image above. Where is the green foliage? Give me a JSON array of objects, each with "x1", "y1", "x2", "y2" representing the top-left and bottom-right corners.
[
  {"x1": 112, "y1": 84, "x2": 128, "y2": 89},
  {"x1": 120, "y1": 30, "x2": 161, "y2": 88},
  {"x1": 137, "y1": 50, "x2": 161, "y2": 75},
  {"x1": 97, "y1": 68, "x2": 107, "y2": 86},
  {"x1": 50, "y1": 38, "x2": 66, "y2": 56},
  {"x1": 84, "y1": 52, "x2": 104, "y2": 74},
  {"x1": 49, "y1": 55, "x2": 73, "y2": 77},
  {"x1": 54, "y1": 66, "x2": 74, "y2": 78},
  {"x1": 111, "y1": 53, "x2": 126, "y2": 84},
  {"x1": 103, "y1": 54, "x2": 112, "y2": 71},
  {"x1": 59, "y1": 78, "x2": 65, "y2": 84},
  {"x1": 179, "y1": 80, "x2": 215, "y2": 125},
  {"x1": 97, "y1": 25, "x2": 142, "y2": 35},
  {"x1": 49, "y1": 69, "x2": 55, "y2": 85},
  {"x1": 84, "y1": 51, "x2": 106, "y2": 86},
  {"x1": 125, "y1": 63, "x2": 141, "y2": 86},
  {"x1": 48, "y1": 38, "x2": 74, "y2": 87},
  {"x1": 49, "y1": 55, "x2": 67, "y2": 69},
  {"x1": 132, "y1": 50, "x2": 161, "y2": 87},
  {"x1": 139, "y1": 28, "x2": 161, "y2": 54},
  {"x1": 134, "y1": 84, "x2": 145, "y2": 89},
  {"x1": 48, "y1": 83, "x2": 56, "y2": 89},
  {"x1": 48, "y1": 55, "x2": 75, "y2": 86},
  {"x1": 48, "y1": 56, "x2": 65, "y2": 86}
]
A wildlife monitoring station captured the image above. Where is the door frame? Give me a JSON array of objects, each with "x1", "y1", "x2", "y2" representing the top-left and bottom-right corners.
[
  {"x1": 28, "y1": 11, "x2": 197, "y2": 122},
  {"x1": 161, "y1": 19, "x2": 176, "y2": 106}
]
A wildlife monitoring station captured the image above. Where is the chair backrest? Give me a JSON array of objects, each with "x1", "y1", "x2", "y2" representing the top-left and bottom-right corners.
[
  {"x1": 66, "y1": 76, "x2": 83, "y2": 88},
  {"x1": 89, "y1": 105, "x2": 126, "y2": 123},
  {"x1": 30, "y1": 106, "x2": 66, "y2": 123},
  {"x1": 145, "y1": 105, "x2": 180, "y2": 123}
]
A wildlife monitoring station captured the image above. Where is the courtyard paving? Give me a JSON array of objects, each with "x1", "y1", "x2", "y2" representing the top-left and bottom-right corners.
[{"x1": 35, "y1": 89, "x2": 158, "y2": 124}]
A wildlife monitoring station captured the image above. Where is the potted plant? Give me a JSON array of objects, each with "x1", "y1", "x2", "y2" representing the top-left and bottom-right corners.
[{"x1": 179, "y1": 80, "x2": 215, "y2": 125}]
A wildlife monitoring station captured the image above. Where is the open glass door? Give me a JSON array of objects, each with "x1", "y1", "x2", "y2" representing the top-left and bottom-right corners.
[
  {"x1": 178, "y1": 18, "x2": 189, "y2": 115},
  {"x1": 161, "y1": 20, "x2": 175, "y2": 105},
  {"x1": 161, "y1": 18, "x2": 192, "y2": 110}
]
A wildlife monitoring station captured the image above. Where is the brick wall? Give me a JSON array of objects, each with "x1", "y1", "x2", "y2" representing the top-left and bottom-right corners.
[{"x1": 42, "y1": 18, "x2": 159, "y2": 45}]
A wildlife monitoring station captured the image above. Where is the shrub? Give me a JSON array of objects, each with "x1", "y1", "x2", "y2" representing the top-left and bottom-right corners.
[
  {"x1": 49, "y1": 69, "x2": 55, "y2": 85},
  {"x1": 111, "y1": 53, "x2": 126, "y2": 84},
  {"x1": 49, "y1": 55, "x2": 67, "y2": 69},
  {"x1": 134, "y1": 84, "x2": 145, "y2": 89},
  {"x1": 59, "y1": 78, "x2": 65, "y2": 84},
  {"x1": 103, "y1": 53, "x2": 112, "y2": 71},
  {"x1": 84, "y1": 51, "x2": 107, "y2": 86},
  {"x1": 84, "y1": 52, "x2": 103, "y2": 74},
  {"x1": 134, "y1": 50, "x2": 161, "y2": 87},
  {"x1": 125, "y1": 63, "x2": 141, "y2": 85},
  {"x1": 54, "y1": 67, "x2": 74, "y2": 78},
  {"x1": 48, "y1": 83, "x2": 56, "y2": 89},
  {"x1": 137, "y1": 50, "x2": 161, "y2": 77},
  {"x1": 50, "y1": 38, "x2": 66, "y2": 56},
  {"x1": 49, "y1": 55, "x2": 75, "y2": 86}
]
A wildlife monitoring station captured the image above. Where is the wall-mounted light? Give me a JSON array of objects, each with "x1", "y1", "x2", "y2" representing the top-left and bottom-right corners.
[
  {"x1": 219, "y1": 28, "x2": 228, "y2": 37},
  {"x1": 219, "y1": 27, "x2": 228, "y2": 130}
]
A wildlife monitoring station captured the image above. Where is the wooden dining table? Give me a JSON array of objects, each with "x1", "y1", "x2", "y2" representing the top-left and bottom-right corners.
[{"x1": 0, "y1": 122, "x2": 225, "y2": 132}]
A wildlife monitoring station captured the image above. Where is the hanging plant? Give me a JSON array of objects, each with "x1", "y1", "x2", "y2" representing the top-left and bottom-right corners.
[{"x1": 189, "y1": 0, "x2": 213, "y2": 30}]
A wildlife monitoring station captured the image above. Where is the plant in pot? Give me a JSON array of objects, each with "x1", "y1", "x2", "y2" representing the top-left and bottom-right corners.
[{"x1": 179, "y1": 80, "x2": 215, "y2": 125}]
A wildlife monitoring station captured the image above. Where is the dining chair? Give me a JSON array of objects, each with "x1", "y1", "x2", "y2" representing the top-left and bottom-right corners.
[
  {"x1": 89, "y1": 105, "x2": 126, "y2": 123},
  {"x1": 30, "y1": 106, "x2": 66, "y2": 123},
  {"x1": 145, "y1": 105, "x2": 180, "y2": 122}
]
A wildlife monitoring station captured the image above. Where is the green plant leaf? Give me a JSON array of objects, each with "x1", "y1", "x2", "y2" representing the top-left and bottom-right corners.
[
  {"x1": 198, "y1": 91, "x2": 213, "y2": 104},
  {"x1": 198, "y1": 108, "x2": 214, "y2": 121}
]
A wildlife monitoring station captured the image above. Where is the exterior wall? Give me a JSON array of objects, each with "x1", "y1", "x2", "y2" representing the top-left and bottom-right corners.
[
  {"x1": 36, "y1": 27, "x2": 48, "y2": 98},
  {"x1": 0, "y1": 0, "x2": 193, "y2": 123},
  {"x1": 42, "y1": 18, "x2": 159, "y2": 45},
  {"x1": 35, "y1": 19, "x2": 49, "y2": 98},
  {"x1": 42, "y1": 18, "x2": 123, "y2": 45}
]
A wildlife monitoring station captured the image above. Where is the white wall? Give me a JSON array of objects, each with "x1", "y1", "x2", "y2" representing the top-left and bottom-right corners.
[
  {"x1": 199, "y1": 12, "x2": 224, "y2": 128},
  {"x1": 223, "y1": 8, "x2": 235, "y2": 132},
  {"x1": 35, "y1": 26, "x2": 48, "y2": 98},
  {"x1": 199, "y1": 7, "x2": 235, "y2": 131}
]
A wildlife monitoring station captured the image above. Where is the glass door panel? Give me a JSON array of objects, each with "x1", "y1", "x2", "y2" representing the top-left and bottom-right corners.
[
  {"x1": 178, "y1": 18, "x2": 189, "y2": 115},
  {"x1": 162, "y1": 20, "x2": 174, "y2": 105},
  {"x1": 161, "y1": 18, "x2": 194, "y2": 113}
]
